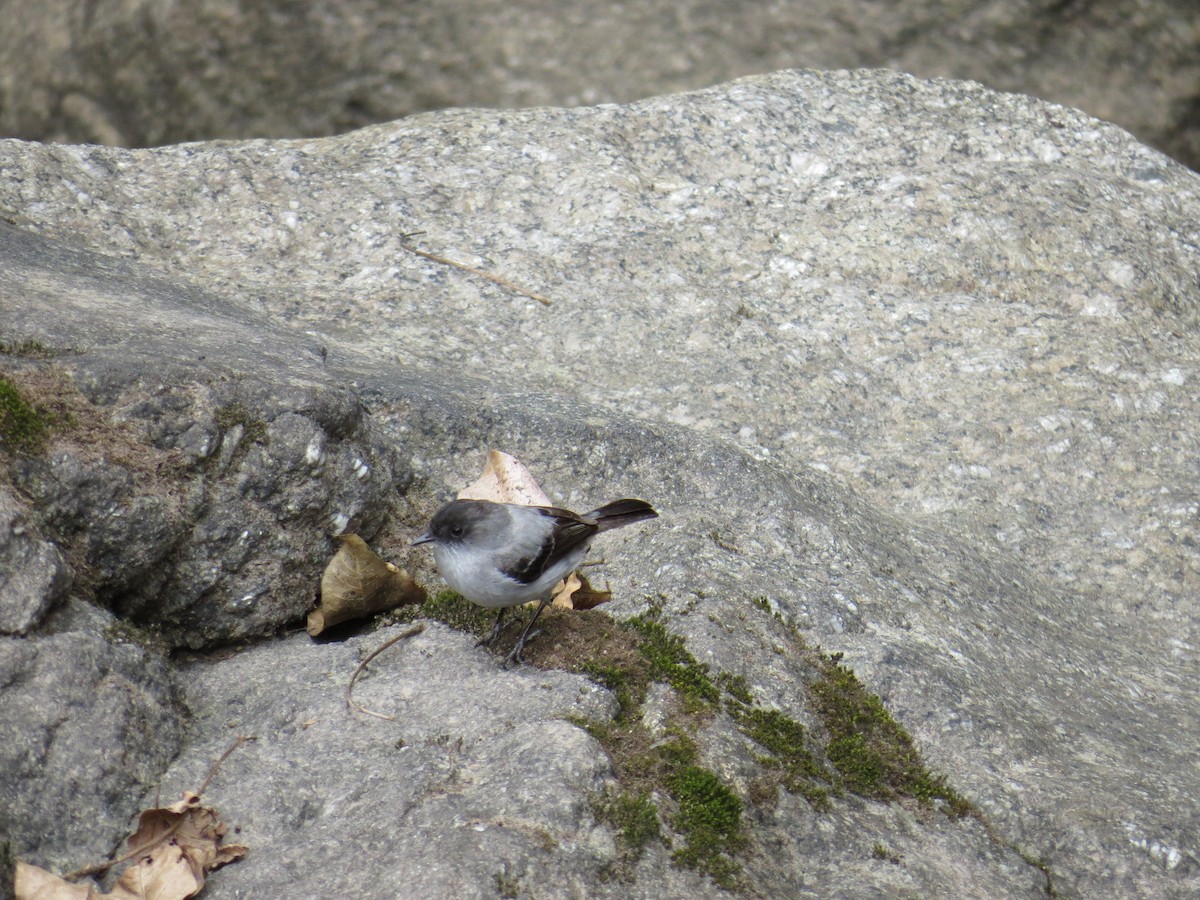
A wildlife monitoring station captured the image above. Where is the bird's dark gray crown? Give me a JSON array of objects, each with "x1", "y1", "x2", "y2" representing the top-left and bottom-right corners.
[{"x1": 427, "y1": 499, "x2": 506, "y2": 545}]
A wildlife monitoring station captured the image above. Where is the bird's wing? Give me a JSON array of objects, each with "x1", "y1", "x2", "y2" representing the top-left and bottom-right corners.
[{"x1": 505, "y1": 506, "x2": 597, "y2": 585}]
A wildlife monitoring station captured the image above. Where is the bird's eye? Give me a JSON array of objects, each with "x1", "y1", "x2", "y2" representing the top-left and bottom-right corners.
[{"x1": 451, "y1": 525, "x2": 464, "y2": 537}]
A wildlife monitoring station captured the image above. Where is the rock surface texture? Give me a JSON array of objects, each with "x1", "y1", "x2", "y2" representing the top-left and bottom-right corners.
[
  {"x1": 1, "y1": 70, "x2": 1197, "y2": 897},
  {"x1": 1, "y1": 0, "x2": 1198, "y2": 170}
]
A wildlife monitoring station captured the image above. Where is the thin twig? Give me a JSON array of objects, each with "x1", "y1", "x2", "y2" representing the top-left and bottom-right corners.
[
  {"x1": 197, "y1": 734, "x2": 258, "y2": 796},
  {"x1": 400, "y1": 239, "x2": 553, "y2": 306},
  {"x1": 346, "y1": 623, "x2": 427, "y2": 721}
]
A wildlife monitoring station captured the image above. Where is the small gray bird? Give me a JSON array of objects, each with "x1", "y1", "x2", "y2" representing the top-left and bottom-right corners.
[{"x1": 413, "y1": 498, "x2": 658, "y2": 665}]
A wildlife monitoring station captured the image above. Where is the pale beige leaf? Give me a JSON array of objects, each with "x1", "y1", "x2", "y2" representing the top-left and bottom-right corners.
[
  {"x1": 550, "y1": 572, "x2": 579, "y2": 609},
  {"x1": 108, "y1": 793, "x2": 247, "y2": 900},
  {"x1": 15, "y1": 862, "x2": 94, "y2": 900},
  {"x1": 14, "y1": 800, "x2": 248, "y2": 900},
  {"x1": 106, "y1": 843, "x2": 202, "y2": 900},
  {"x1": 310, "y1": 535, "x2": 426, "y2": 635},
  {"x1": 458, "y1": 450, "x2": 552, "y2": 506}
]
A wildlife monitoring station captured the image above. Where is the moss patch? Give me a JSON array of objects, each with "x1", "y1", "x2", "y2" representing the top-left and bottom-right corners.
[
  {"x1": 810, "y1": 654, "x2": 970, "y2": 815},
  {"x1": 598, "y1": 790, "x2": 661, "y2": 853},
  {"x1": 626, "y1": 610, "x2": 721, "y2": 709},
  {"x1": 668, "y1": 764, "x2": 745, "y2": 885},
  {"x1": 402, "y1": 594, "x2": 745, "y2": 886},
  {"x1": 0, "y1": 339, "x2": 61, "y2": 359},
  {"x1": 389, "y1": 588, "x2": 496, "y2": 638},
  {"x1": 402, "y1": 592, "x2": 977, "y2": 890},
  {"x1": 727, "y1": 702, "x2": 832, "y2": 811},
  {"x1": 872, "y1": 842, "x2": 902, "y2": 864},
  {"x1": 0, "y1": 375, "x2": 51, "y2": 454},
  {"x1": 583, "y1": 719, "x2": 745, "y2": 889}
]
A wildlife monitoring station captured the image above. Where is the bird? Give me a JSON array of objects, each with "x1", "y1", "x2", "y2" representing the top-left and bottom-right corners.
[{"x1": 412, "y1": 497, "x2": 658, "y2": 665}]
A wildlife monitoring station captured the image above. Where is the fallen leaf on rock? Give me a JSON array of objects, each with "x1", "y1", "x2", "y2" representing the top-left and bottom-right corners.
[
  {"x1": 309, "y1": 534, "x2": 426, "y2": 635},
  {"x1": 458, "y1": 449, "x2": 553, "y2": 506},
  {"x1": 14, "y1": 863, "x2": 92, "y2": 899},
  {"x1": 549, "y1": 570, "x2": 583, "y2": 610},
  {"x1": 562, "y1": 571, "x2": 613, "y2": 610},
  {"x1": 15, "y1": 793, "x2": 246, "y2": 900}
]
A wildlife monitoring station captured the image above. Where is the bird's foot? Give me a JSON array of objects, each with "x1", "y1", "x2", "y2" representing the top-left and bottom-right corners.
[
  {"x1": 501, "y1": 628, "x2": 543, "y2": 669},
  {"x1": 476, "y1": 611, "x2": 507, "y2": 648}
]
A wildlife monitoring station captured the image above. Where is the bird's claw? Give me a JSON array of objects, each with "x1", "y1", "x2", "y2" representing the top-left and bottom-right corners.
[{"x1": 501, "y1": 628, "x2": 543, "y2": 668}]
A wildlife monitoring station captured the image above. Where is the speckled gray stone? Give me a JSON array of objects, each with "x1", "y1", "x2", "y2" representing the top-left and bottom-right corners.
[
  {"x1": 0, "y1": 598, "x2": 183, "y2": 873},
  {"x1": 0, "y1": 1, "x2": 1197, "y2": 169},
  {"x1": 154, "y1": 623, "x2": 629, "y2": 899},
  {"x1": 1, "y1": 71, "x2": 1198, "y2": 897},
  {"x1": 0, "y1": 488, "x2": 70, "y2": 635}
]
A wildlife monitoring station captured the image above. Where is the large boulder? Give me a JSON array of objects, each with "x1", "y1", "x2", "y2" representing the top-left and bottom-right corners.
[
  {"x1": 0, "y1": 0, "x2": 1197, "y2": 170},
  {"x1": 1, "y1": 70, "x2": 1197, "y2": 896}
]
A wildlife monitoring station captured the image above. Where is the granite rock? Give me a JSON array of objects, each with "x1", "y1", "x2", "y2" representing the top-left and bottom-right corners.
[
  {"x1": 1, "y1": 71, "x2": 1197, "y2": 896},
  {"x1": 0, "y1": 258, "x2": 406, "y2": 646},
  {"x1": 0, "y1": 0, "x2": 1197, "y2": 171},
  {"x1": 0, "y1": 488, "x2": 70, "y2": 635},
  {"x1": 0, "y1": 598, "x2": 183, "y2": 873}
]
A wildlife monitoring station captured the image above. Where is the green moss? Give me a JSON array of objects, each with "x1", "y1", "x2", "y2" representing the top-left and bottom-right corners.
[
  {"x1": 1017, "y1": 852, "x2": 1059, "y2": 898},
  {"x1": 627, "y1": 612, "x2": 720, "y2": 708},
  {"x1": 493, "y1": 869, "x2": 520, "y2": 898},
  {"x1": 0, "y1": 376, "x2": 50, "y2": 454},
  {"x1": 581, "y1": 660, "x2": 649, "y2": 723},
  {"x1": 390, "y1": 589, "x2": 494, "y2": 637},
  {"x1": 0, "y1": 339, "x2": 58, "y2": 358},
  {"x1": 407, "y1": 591, "x2": 979, "y2": 889},
  {"x1": 668, "y1": 764, "x2": 745, "y2": 888},
  {"x1": 810, "y1": 655, "x2": 970, "y2": 815},
  {"x1": 716, "y1": 671, "x2": 754, "y2": 706},
  {"x1": 672, "y1": 763, "x2": 744, "y2": 892},
  {"x1": 728, "y1": 703, "x2": 832, "y2": 810},
  {"x1": 656, "y1": 729, "x2": 699, "y2": 769},
  {"x1": 588, "y1": 721, "x2": 744, "y2": 888},
  {"x1": 872, "y1": 842, "x2": 901, "y2": 864},
  {"x1": 601, "y1": 790, "x2": 661, "y2": 852}
]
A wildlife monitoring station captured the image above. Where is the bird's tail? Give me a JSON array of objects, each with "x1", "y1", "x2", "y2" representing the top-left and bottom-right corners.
[{"x1": 588, "y1": 498, "x2": 659, "y2": 532}]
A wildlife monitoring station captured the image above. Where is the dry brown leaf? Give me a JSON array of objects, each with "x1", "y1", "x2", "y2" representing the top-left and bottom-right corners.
[
  {"x1": 14, "y1": 793, "x2": 246, "y2": 900},
  {"x1": 309, "y1": 534, "x2": 426, "y2": 635},
  {"x1": 458, "y1": 450, "x2": 553, "y2": 506},
  {"x1": 110, "y1": 792, "x2": 246, "y2": 899},
  {"x1": 564, "y1": 571, "x2": 614, "y2": 610}
]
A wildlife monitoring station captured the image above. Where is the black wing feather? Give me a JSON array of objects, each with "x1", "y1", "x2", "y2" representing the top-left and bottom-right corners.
[{"x1": 507, "y1": 507, "x2": 597, "y2": 585}]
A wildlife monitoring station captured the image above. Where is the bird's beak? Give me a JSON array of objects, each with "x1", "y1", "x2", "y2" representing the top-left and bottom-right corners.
[{"x1": 411, "y1": 530, "x2": 434, "y2": 547}]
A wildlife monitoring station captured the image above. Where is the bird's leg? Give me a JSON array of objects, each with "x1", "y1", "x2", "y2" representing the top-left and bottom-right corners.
[
  {"x1": 503, "y1": 598, "x2": 550, "y2": 668},
  {"x1": 476, "y1": 608, "x2": 507, "y2": 647}
]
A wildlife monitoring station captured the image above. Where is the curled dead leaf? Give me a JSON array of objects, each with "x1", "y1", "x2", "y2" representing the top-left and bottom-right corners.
[
  {"x1": 309, "y1": 534, "x2": 426, "y2": 636},
  {"x1": 563, "y1": 571, "x2": 613, "y2": 610},
  {"x1": 458, "y1": 449, "x2": 553, "y2": 506},
  {"x1": 14, "y1": 792, "x2": 246, "y2": 900}
]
